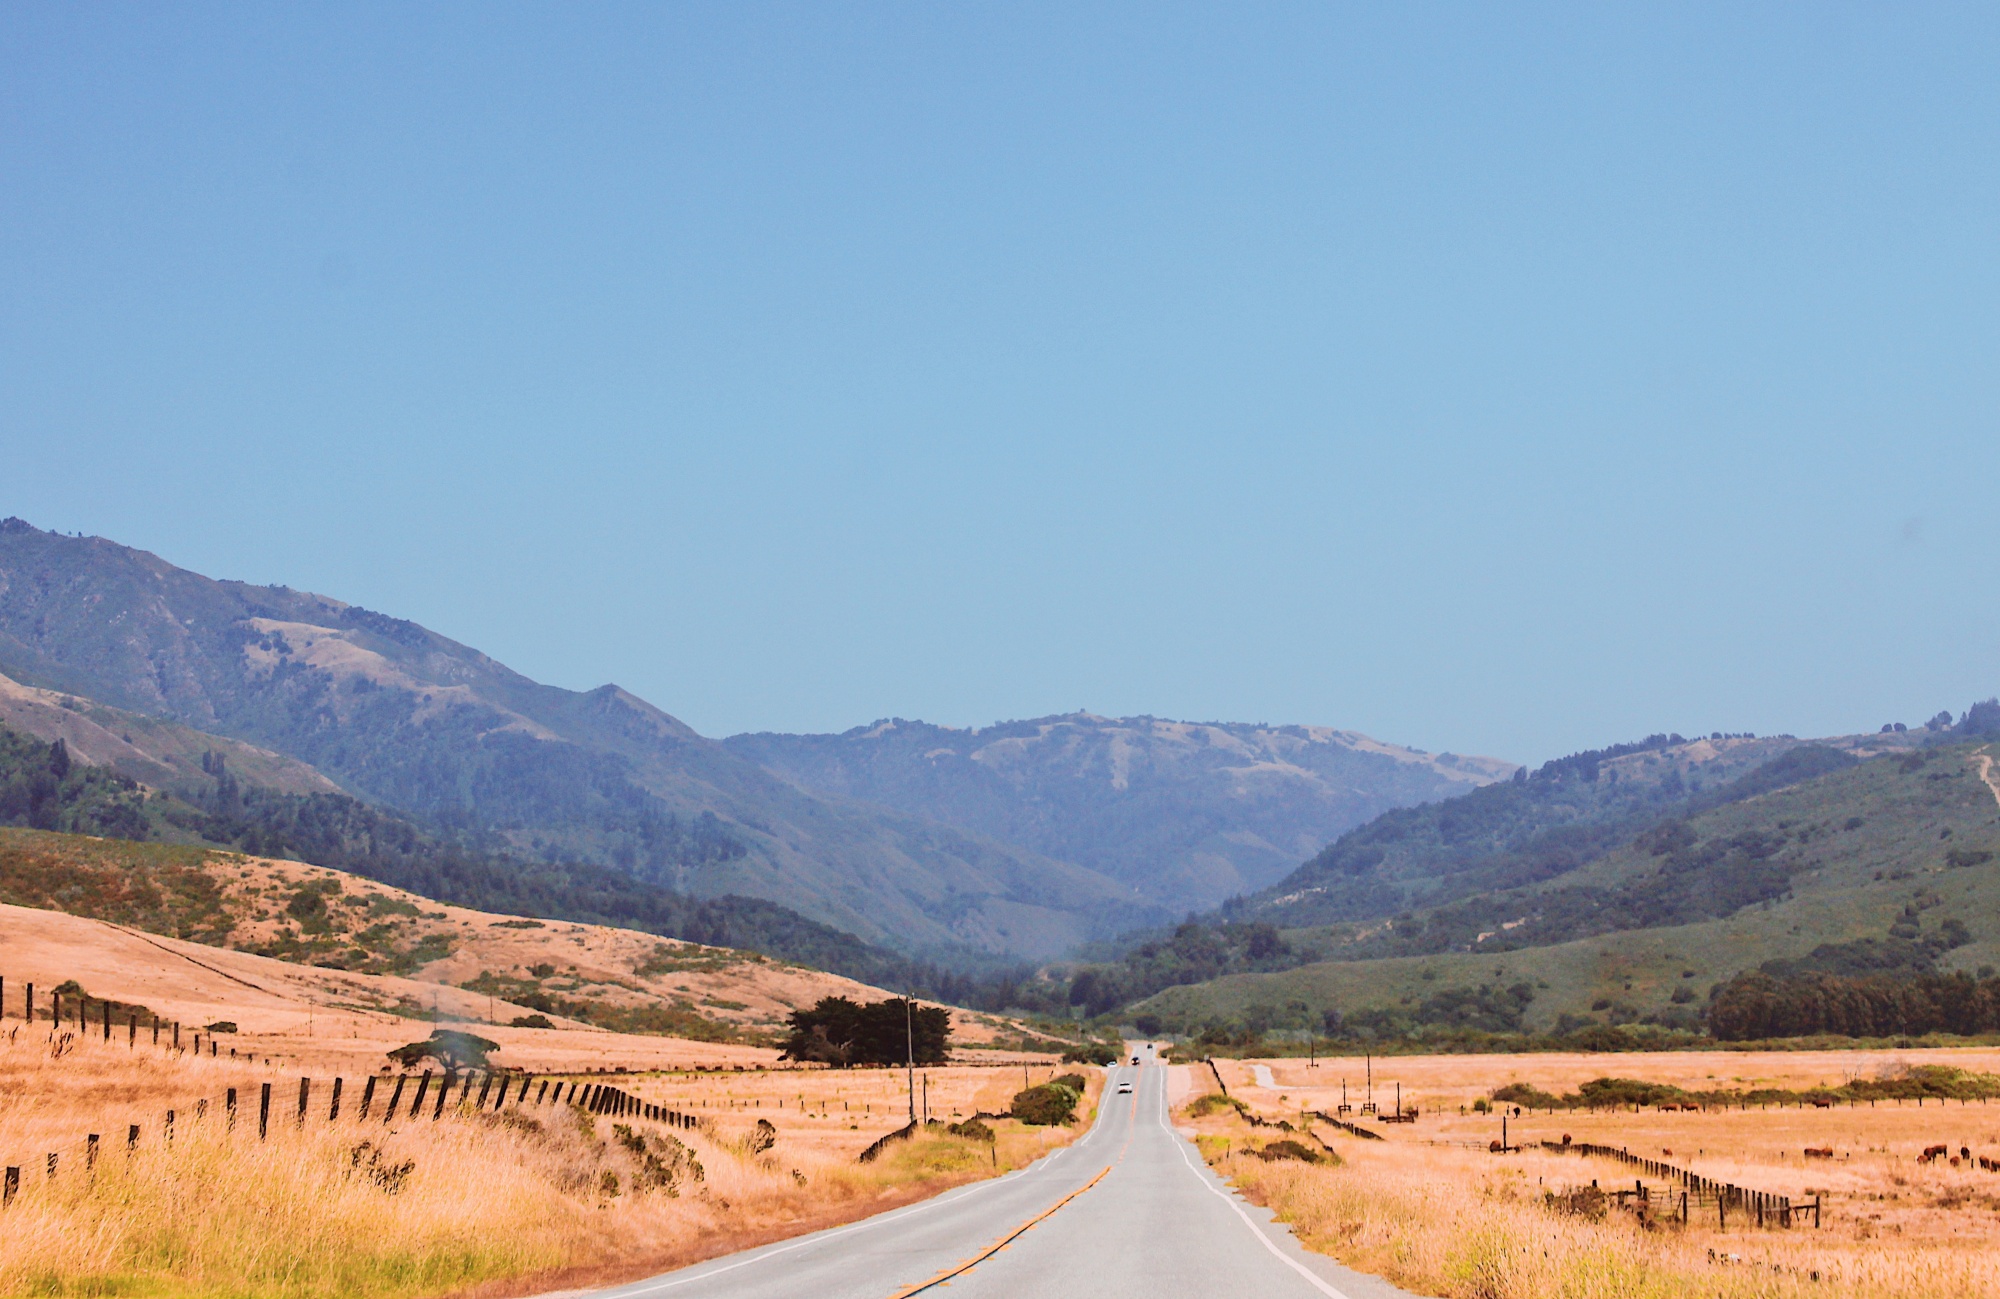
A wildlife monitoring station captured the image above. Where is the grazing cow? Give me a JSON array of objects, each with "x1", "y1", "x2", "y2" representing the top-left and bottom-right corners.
[
  {"x1": 1804, "y1": 1147, "x2": 1834, "y2": 1160},
  {"x1": 1489, "y1": 1139, "x2": 1505, "y2": 1153},
  {"x1": 1919, "y1": 1144, "x2": 1950, "y2": 1164},
  {"x1": 1680, "y1": 1102, "x2": 1701, "y2": 1111},
  {"x1": 1811, "y1": 1098, "x2": 1833, "y2": 1109},
  {"x1": 1662, "y1": 1148, "x2": 1673, "y2": 1157},
  {"x1": 1962, "y1": 1146, "x2": 1972, "y2": 1161},
  {"x1": 1561, "y1": 1133, "x2": 1572, "y2": 1147}
]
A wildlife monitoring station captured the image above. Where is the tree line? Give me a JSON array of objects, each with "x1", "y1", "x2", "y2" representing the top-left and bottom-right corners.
[{"x1": 1708, "y1": 969, "x2": 2000, "y2": 1040}]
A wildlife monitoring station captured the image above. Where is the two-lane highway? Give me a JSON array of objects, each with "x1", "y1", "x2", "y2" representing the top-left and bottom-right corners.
[{"x1": 590, "y1": 1046, "x2": 1419, "y2": 1299}]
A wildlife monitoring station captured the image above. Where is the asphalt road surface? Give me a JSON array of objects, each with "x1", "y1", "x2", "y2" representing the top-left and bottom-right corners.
[{"x1": 589, "y1": 1045, "x2": 1420, "y2": 1299}]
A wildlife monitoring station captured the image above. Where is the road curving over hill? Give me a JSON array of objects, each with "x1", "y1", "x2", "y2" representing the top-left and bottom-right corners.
[{"x1": 586, "y1": 1045, "x2": 1420, "y2": 1299}]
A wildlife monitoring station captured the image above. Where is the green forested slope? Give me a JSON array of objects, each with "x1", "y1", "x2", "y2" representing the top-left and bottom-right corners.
[{"x1": 1134, "y1": 737, "x2": 2000, "y2": 1041}]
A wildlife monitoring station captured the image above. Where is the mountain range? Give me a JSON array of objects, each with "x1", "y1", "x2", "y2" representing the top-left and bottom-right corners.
[
  {"x1": 726, "y1": 716, "x2": 1509, "y2": 915},
  {"x1": 0, "y1": 518, "x2": 1501, "y2": 964}
]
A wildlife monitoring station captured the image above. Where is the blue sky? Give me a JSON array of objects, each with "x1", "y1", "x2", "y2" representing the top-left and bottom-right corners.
[{"x1": 4, "y1": 4, "x2": 1998, "y2": 763}]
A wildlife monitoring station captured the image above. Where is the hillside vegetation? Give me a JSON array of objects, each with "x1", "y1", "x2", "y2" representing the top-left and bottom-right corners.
[
  {"x1": 0, "y1": 827, "x2": 894, "y2": 1042},
  {"x1": 1127, "y1": 728, "x2": 2000, "y2": 1046}
]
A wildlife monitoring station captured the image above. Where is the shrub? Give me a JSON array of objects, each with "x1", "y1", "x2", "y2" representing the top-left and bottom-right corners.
[
  {"x1": 1185, "y1": 1093, "x2": 1242, "y2": 1119},
  {"x1": 1011, "y1": 1082, "x2": 1081, "y2": 1126},
  {"x1": 1250, "y1": 1139, "x2": 1324, "y2": 1164}
]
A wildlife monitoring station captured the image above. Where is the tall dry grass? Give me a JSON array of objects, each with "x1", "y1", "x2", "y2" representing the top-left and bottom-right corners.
[
  {"x1": 0, "y1": 1028, "x2": 1093, "y2": 1297},
  {"x1": 1185, "y1": 1096, "x2": 2000, "y2": 1299}
]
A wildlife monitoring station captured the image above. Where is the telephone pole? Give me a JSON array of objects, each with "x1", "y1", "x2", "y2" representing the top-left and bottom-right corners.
[{"x1": 905, "y1": 996, "x2": 916, "y2": 1126}]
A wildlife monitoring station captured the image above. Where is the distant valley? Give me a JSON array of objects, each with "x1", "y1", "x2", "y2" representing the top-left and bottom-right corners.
[
  {"x1": 13, "y1": 515, "x2": 1986, "y2": 1052},
  {"x1": 727, "y1": 714, "x2": 1512, "y2": 914}
]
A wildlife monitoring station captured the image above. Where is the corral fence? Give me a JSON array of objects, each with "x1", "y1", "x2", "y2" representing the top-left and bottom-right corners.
[{"x1": 1541, "y1": 1139, "x2": 1820, "y2": 1229}]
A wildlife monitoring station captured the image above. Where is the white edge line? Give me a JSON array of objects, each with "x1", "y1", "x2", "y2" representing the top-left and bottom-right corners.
[{"x1": 1162, "y1": 1067, "x2": 1353, "y2": 1299}]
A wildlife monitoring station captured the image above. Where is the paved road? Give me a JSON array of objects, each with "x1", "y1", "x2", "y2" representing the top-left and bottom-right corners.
[{"x1": 590, "y1": 1045, "x2": 1420, "y2": 1299}]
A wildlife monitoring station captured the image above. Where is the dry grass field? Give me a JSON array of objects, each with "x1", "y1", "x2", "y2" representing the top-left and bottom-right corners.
[
  {"x1": 1183, "y1": 1050, "x2": 2000, "y2": 1299},
  {"x1": 0, "y1": 1016, "x2": 1100, "y2": 1298},
  {"x1": 0, "y1": 879, "x2": 1096, "y2": 1297}
]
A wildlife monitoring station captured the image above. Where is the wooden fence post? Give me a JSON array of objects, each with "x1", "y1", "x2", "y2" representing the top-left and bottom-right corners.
[
  {"x1": 358, "y1": 1076, "x2": 377, "y2": 1120},
  {"x1": 152, "y1": 1016, "x2": 158, "y2": 1046},
  {"x1": 410, "y1": 1073, "x2": 432, "y2": 1119},
  {"x1": 2, "y1": 1166, "x2": 15, "y2": 1206},
  {"x1": 383, "y1": 1075, "x2": 407, "y2": 1123},
  {"x1": 86, "y1": 1134, "x2": 99, "y2": 1174},
  {"x1": 127, "y1": 1124, "x2": 138, "y2": 1151},
  {"x1": 46, "y1": 1153, "x2": 57, "y2": 1180},
  {"x1": 164, "y1": 1110, "x2": 175, "y2": 1143},
  {"x1": 297, "y1": 1078, "x2": 310, "y2": 1126},
  {"x1": 102, "y1": 1000, "x2": 110, "y2": 1041},
  {"x1": 433, "y1": 1071, "x2": 454, "y2": 1120},
  {"x1": 173, "y1": 1022, "x2": 180, "y2": 1050},
  {"x1": 329, "y1": 1077, "x2": 343, "y2": 1122},
  {"x1": 535, "y1": 1080, "x2": 549, "y2": 1104},
  {"x1": 476, "y1": 1073, "x2": 493, "y2": 1109},
  {"x1": 226, "y1": 1088, "x2": 237, "y2": 1129},
  {"x1": 259, "y1": 1083, "x2": 271, "y2": 1139},
  {"x1": 24, "y1": 983, "x2": 31, "y2": 1025},
  {"x1": 128, "y1": 1014, "x2": 136, "y2": 1047}
]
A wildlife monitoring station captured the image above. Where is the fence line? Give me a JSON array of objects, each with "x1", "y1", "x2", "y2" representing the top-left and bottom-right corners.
[
  {"x1": 0, "y1": 1065, "x2": 710, "y2": 1209},
  {"x1": 1541, "y1": 1139, "x2": 1819, "y2": 1228}
]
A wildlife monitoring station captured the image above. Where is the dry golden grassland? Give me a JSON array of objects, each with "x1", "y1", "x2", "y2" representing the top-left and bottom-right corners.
[
  {"x1": 1183, "y1": 1050, "x2": 2000, "y2": 1299},
  {"x1": 0, "y1": 896, "x2": 1059, "y2": 1077},
  {"x1": 0, "y1": 831, "x2": 1065, "y2": 1055},
  {"x1": 0, "y1": 1025, "x2": 1100, "y2": 1299}
]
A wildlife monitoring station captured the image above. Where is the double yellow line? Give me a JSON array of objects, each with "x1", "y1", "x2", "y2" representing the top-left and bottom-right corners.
[{"x1": 886, "y1": 1074, "x2": 1140, "y2": 1299}]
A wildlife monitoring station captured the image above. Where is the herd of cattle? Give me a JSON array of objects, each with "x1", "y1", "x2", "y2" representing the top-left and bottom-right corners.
[{"x1": 1914, "y1": 1143, "x2": 2000, "y2": 1169}]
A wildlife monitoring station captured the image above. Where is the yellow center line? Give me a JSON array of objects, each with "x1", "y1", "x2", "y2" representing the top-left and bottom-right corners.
[{"x1": 883, "y1": 1075, "x2": 1140, "y2": 1299}]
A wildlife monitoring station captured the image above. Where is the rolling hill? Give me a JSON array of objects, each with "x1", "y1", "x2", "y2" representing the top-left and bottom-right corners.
[
  {"x1": 726, "y1": 714, "x2": 1513, "y2": 915},
  {"x1": 0, "y1": 519, "x2": 1151, "y2": 960},
  {"x1": 0, "y1": 826, "x2": 1070, "y2": 1053},
  {"x1": 1129, "y1": 729, "x2": 2000, "y2": 1038}
]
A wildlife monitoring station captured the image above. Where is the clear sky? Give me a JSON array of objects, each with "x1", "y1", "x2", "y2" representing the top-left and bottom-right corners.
[{"x1": 5, "y1": 4, "x2": 1998, "y2": 764}]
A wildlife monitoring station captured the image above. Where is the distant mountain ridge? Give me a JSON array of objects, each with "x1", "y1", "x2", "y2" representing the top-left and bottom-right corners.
[
  {"x1": 726, "y1": 714, "x2": 1515, "y2": 913},
  {"x1": 0, "y1": 519, "x2": 1149, "y2": 960}
]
